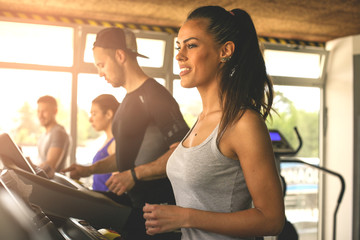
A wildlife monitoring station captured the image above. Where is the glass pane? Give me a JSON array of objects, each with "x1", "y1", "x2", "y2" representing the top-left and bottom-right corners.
[
  {"x1": 84, "y1": 33, "x2": 96, "y2": 63},
  {"x1": 0, "y1": 21, "x2": 73, "y2": 66},
  {"x1": 267, "y1": 85, "x2": 320, "y2": 240},
  {"x1": 172, "y1": 79, "x2": 201, "y2": 128},
  {"x1": 268, "y1": 86, "x2": 320, "y2": 157},
  {"x1": 173, "y1": 37, "x2": 180, "y2": 75},
  {"x1": 84, "y1": 33, "x2": 166, "y2": 68},
  {"x1": 154, "y1": 78, "x2": 165, "y2": 86},
  {"x1": 281, "y1": 160, "x2": 319, "y2": 240},
  {"x1": 264, "y1": 50, "x2": 321, "y2": 78},
  {"x1": 137, "y1": 38, "x2": 165, "y2": 68},
  {"x1": 0, "y1": 69, "x2": 72, "y2": 164}
]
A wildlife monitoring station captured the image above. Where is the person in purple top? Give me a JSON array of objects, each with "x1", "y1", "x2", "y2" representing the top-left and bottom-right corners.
[{"x1": 89, "y1": 94, "x2": 119, "y2": 191}]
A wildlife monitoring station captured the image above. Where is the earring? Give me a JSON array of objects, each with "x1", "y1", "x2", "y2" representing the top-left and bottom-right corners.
[
  {"x1": 221, "y1": 56, "x2": 231, "y2": 63},
  {"x1": 230, "y1": 65, "x2": 237, "y2": 77}
]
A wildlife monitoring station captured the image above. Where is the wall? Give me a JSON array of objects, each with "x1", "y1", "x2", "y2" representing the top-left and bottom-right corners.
[
  {"x1": 324, "y1": 34, "x2": 359, "y2": 240},
  {"x1": 353, "y1": 35, "x2": 360, "y2": 240}
]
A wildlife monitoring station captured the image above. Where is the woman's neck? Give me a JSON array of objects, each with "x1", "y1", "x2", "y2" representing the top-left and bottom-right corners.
[
  {"x1": 197, "y1": 79, "x2": 222, "y2": 115},
  {"x1": 105, "y1": 125, "x2": 113, "y2": 142},
  {"x1": 199, "y1": 94, "x2": 222, "y2": 118}
]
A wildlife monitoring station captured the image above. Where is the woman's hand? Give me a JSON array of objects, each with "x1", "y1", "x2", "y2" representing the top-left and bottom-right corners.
[{"x1": 143, "y1": 203, "x2": 188, "y2": 235}]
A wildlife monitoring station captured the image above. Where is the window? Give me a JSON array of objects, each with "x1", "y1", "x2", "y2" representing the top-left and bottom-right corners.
[
  {"x1": 267, "y1": 85, "x2": 321, "y2": 240},
  {"x1": 173, "y1": 38, "x2": 180, "y2": 75},
  {"x1": 0, "y1": 21, "x2": 74, "y2": 166},
  {"x1": 84, "y1": 34, "x2": 96, "y2": 63},
  {"x1": 136, "y1": 38, "x2": 166, "y2": 68},
  {"x1": 172, "y1": 79, "x2": 201, "y2": 128},
  {"x1": 0, "y1": 69, "x2": 72, "y2": 165},
  {"x1": 264, "y1": 49, "x2": 322, "y2": 79},
  {"x1": 268, "y1": 86, "x2": 320, "y2": 157},
  {"x1": 0, "y1": 21, "x2": 73, "y2": 66}
]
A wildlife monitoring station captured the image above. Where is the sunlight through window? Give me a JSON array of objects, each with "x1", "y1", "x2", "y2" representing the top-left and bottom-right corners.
[{"x1": 0, "y1": 22, "x2": 73, "y2": 66}]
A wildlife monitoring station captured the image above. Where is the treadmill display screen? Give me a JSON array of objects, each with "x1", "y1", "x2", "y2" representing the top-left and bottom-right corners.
[
  {"x1": 0, "y1": 133, "x2": 36, "y2": 175},
  {"x1": 269, "y1": 131, "x2": 282, "y2": 142}
]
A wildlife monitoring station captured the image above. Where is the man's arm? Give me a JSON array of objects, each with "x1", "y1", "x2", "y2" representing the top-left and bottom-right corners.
[
  {"x1": 39, "y1": 147, "x2": 63, "y2": 169},
  {"x1": 106, "y1": 143, "x2": 178, "y2": 195},
  {"x1": 91, "y1": 153, "x2": 118, "y2": 173},
  {"x1": 39, "y1": 147, "x2": 65, "y2": 178},
  {"x1": 134, "y1": 142, "x2": 179, "y2": 181},
  {"x1": 62, "y1": 153, "x2": 117, "y2": 180},
  {"x1": 38, "y1": 127, "x2": 70, "y2": 177}
]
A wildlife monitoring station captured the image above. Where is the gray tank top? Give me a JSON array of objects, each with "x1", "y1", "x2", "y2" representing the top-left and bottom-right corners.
[{"x1": 166, "y1": 125, "x2": 254, "y2": 240}]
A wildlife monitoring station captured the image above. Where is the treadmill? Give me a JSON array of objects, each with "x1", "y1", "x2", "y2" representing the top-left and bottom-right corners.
[
  {"x1": 269, "y1": 128, "x2": 345, "y2": 240},
  {"x1": 0, "y1": 132, "x2": 131, "y2": 237}
]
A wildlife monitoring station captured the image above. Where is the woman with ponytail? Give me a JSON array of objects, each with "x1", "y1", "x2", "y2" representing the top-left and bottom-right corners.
[{"x1": 143, "y1": 6, "x2": 284, "y2": 239}]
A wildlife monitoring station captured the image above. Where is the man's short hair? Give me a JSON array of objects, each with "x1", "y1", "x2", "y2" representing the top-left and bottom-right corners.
[{"x1": 37, "y1": 95, "x2": 57, "y2": 108}]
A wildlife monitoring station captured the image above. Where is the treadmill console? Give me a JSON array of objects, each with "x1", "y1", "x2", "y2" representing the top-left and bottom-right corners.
[
  {"x1": 0, "y1": 133, "x2": 131, "y2": 234},
  {"x1": 269, "y1": 130, "x2": 295, "y2": 155},
  {"x1": 0, "y1": 169, "x2": 112, "y2": 240}
]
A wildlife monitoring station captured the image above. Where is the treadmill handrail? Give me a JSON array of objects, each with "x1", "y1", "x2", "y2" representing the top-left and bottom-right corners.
[
  {"x1": 280, "y1": 158, "x2": 345, "y2": 240},
  {"x1": 293, "y1": 127, "x2": 303, "y2": 155},
  {"x1": 275, "y1": 127, "x2": 303, "y2": 156}
]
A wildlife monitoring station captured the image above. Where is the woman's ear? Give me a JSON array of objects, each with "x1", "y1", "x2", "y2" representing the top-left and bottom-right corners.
[
  {"x1": 105, "y1": 109, "x2": 114, "y2": 119},
  {"x1": 220, "y1": 41, "x2": 235, "y2": 62}
]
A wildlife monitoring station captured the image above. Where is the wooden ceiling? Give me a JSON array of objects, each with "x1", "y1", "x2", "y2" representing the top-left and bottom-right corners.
[{"x1": 0, "y1": 0, "x2": 359, "y2": 43}]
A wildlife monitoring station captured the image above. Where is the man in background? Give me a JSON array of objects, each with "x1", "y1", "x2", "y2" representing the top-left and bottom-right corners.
[{"x1": 37, "y1": 95, "x2": 70, "y2": 178}]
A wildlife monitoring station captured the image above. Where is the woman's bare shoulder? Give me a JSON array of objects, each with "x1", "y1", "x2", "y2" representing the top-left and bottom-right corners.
[
  {"x1": 233, "y1": 109, "x2": 266, "y2": 132},
  {"x1": 220, "y1": 109, "x2": 269, "y2": 159}
]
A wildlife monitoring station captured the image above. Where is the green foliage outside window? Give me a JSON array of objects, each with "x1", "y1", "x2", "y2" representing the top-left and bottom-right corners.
[
  {"x1": 13, "y1": 101, "x2": 100, "y2": 147},
  {"x1": 266, "y1": 91, "x2": 319, "y2": 158}
]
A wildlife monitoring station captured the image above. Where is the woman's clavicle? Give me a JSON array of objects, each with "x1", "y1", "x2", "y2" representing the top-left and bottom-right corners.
[{"x1": 183, "y1": 110, "x2": 221, "y2": 148}]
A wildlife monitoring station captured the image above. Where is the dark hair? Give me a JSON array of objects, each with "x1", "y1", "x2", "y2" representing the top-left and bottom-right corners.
[
  {"x1": 92, "y1": 94, "x2": 120, "y2": 115},
  {"x1": 37, "y1": 95, "x2": 57, "y2": 108},
  {"x1": 186, "y1": 6, "x2": 274, "y2": 135}
]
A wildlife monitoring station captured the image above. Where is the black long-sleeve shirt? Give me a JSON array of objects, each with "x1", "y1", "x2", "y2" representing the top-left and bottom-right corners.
[{"x1": 112, "y1": 78, "x2": 189, "y2": 207}]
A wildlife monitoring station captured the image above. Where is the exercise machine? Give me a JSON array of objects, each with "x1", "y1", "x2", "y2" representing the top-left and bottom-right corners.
[
  {"x1": 269, "y1": 128, "x2": 345, "y2": 240},
  {"x1": 0, "y1": 132, "x2": 131, "y2": 239}
]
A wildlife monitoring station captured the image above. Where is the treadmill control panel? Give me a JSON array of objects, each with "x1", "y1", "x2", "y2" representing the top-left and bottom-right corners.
[
  {"x1": 269, "y1": 130, "x2": 294, "y2": 155},
  {"x1": 60, "y1": 218, "x2": 109, "y2": 240}
]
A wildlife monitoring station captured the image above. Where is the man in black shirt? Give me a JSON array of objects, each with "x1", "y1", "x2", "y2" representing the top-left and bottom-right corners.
[{"x1": 63, "y1": 28, "x2": 189, "y2": 239}]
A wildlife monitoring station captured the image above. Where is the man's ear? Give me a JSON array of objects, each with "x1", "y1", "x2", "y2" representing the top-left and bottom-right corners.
[
  {"x1": 220, "y1": 41, "x2": 235, "y2": 60},
  {"x1": 114, "y1": 49, "x2": 127, "y2": 64}
]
